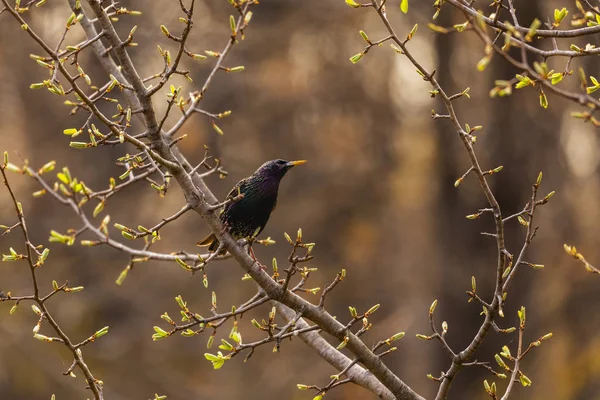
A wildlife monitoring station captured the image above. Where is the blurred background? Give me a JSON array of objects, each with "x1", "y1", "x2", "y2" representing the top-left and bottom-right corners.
[{"x1": 1, "y1": 0, "x2": 599, "y2": 399}]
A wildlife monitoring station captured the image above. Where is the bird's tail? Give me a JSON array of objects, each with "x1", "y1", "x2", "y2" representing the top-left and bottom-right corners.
[{"x1": 197, "y1": 233, "x2": 219, "y2": 252}]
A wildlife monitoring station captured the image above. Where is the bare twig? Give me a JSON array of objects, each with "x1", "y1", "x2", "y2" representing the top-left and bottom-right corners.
[{"x1": 0, "y1": 165, "x2": 104, "y2": 400}]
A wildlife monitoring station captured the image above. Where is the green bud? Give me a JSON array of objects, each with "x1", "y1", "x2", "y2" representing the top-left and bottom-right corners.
[
  {"x1": 366, "y1": 303, "x2": 380, "y2": 315},
  {"x1": 38, "y1": 161, "x2": 56, "y2": 174},
  {"x1": 518, "y1": 306, "x2": 526, "y2": 326},
  {"x1": 517, "y1": 215, "x2": 529, "y2": 226},
  {"x1": 495, "y1": 354, "x2": 507, "y2": 369},
  {"x1": 336, "y1": 336, "x2": 348, "y2": 349},
  {"x1": 349, "y1": 53, "x2": 364, "y2": 64},
  {"x1": 152, "y1": 326, "x2": 169, "y2": 340},
  {"x1": 175, "y1": 295, "x2": 186, "y2": 309},
  {"x1": 94, "y1": 326, "x2": 109, "y2": 338},
  {"x1": 93, "y1": 201, "x2": 104, "y2": 217},
  {"x1": 229, "y1": 15, "x2": 236, "y2": 34},
  {"x1": 359, "y1": 30, "x2": 369, "y2": 42},
  {"x1": 211, "y1": 121, "x2": 224, "y2": 135},
  {"x1": 553, "y1": 8, "x2": 568, "y2": 25},
  {"x1": 40, "y1": 248, "x2": 50, "y2": 262},
  {"x1": 550, "y1": 73, "x2": 564, "y2": 85},
  {"x1": 121, "y1": 231, "x2": 135, "y2": 240},
  {"x1": 244, "y1": 11, "x2": 253, "y2": 24},
  {"x1": 400, "y1": 0, "x2": 408, "y2": 13},
  {"x1": 349, "y1": 306, "x2": 357, "y2": 318},
  {"x1": 218, "y1": 339, "x2": 234, "y2": 351},
  {"x1": 429, "y1": 299, "x2": 437, "y2": 315},
  {"x1": 539, "y1": 91, "x2": 548, "y2": 109},
  {"x1": 525, "y1": 18, "x2": 541, "y2": 42},
  {"x1": 476, "y1": 55, "x2": 491, "y2": 72},
  {"x1": 407, "y1": 24, "x2": 418, "y2": 40},
  {"x1": 519, "y1": 374, "x2": 532, "y2": 387},
  {"x1": 175, "y1": 257, "x2": 191, "y2": 271},
  {"x1": 34, "y1": 333, "x2": 53, "y2": 342}
]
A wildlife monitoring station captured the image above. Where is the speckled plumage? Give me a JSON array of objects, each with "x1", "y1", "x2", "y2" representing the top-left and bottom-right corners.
[{"x1": 198, "y1": 159, "x2": 306, "y2": 252}]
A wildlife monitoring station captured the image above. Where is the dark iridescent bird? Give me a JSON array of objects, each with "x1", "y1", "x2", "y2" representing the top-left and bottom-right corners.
[{"x1": 197, "y1": 159, "x2": 307, "y2": 256}]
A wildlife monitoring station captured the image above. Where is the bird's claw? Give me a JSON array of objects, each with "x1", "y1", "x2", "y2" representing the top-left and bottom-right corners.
[
  {"x1": 256, "y1": 262, "x2": 267, "y2": 271},
  {"x1": 220, "y1": 222, "x2": 230, "y2": 235}
]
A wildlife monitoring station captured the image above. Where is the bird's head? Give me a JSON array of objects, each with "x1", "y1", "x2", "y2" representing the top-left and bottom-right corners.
[{"x1": 255, "y1": 159, "x2": 307, "y2": 179}]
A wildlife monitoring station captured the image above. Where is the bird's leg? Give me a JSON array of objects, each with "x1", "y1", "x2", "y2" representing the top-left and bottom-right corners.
[
  {"x1": 247, "y1": 240, "x2": 267, "y2": 271},
  {"x1": 249, "y1": 246, "x2": 267, "y2": 271},
  {"x1": 234, "y1": 238, "x2": 266, "y2": 271}
]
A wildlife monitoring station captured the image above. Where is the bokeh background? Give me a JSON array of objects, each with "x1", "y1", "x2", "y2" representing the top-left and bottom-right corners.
[{"x1": 1, "y1": 1, "x2": 599, "y2": 399}]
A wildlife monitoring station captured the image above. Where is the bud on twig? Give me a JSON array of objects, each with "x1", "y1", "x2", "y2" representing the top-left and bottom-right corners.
[{"x1": 429, "y1": 299, "x2": 437, "y2": 315}]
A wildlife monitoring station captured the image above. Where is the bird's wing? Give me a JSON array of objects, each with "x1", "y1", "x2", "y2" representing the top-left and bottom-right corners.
[
  {"x1": 199, "y1": 178, "x2": 250, "y2": 248},
  {"x1": 197, "y1": 232, "x2": 216, "y2": 247},
  {"x1": 225, "y1": 178, "x2": 247, "y2": 199},
  {"x1": 222, "y1": 177, "x2": 249, "y2": 213}
]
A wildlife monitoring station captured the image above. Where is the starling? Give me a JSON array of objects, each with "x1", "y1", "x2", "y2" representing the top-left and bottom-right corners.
[{"x1": 197, "y1": 159, "x2": 307, "y2": 254}]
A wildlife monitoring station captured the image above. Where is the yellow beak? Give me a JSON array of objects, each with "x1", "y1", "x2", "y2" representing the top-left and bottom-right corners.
[{"x1": 286, "y1": 160, "x2": 307, "y2": 167}]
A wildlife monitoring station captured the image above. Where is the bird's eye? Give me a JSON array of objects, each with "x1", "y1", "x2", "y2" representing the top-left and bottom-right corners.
[{"x1": 276, "y1": 160, "x2": 286, "y2": 165}]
